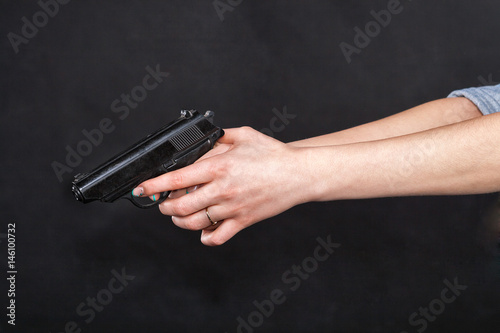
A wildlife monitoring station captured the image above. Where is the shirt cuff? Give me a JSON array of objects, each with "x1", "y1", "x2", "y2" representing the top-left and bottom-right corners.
[{"x1": 448, "y1": 84, "x2": 500, "y2": 115}]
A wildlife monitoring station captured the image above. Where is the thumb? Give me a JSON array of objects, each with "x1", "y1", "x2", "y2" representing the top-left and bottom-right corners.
[
  {"x1": 217, "y1": 126, "x2": 255, "y2": 145},
  {"x1": 195, "y1": 141, "x2": 232, "y2": 162}
]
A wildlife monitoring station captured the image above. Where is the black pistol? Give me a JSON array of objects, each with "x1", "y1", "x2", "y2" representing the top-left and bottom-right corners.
[{"x1": 71, "y1": 110, "x2": 224, "y2": 208}]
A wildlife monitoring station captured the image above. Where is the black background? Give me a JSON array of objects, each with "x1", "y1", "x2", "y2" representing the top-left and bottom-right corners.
[{"x1": 1, "y1": 0, "x2": 500, "y2": 332}]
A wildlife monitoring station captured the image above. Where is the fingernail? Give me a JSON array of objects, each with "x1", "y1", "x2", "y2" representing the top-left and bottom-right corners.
[
  {"x1": 152, "y1": 194, "x2": 156, "y2": 201},
  {"x1": 132, "y1": 187, "x2": 144, "y2": 197}
]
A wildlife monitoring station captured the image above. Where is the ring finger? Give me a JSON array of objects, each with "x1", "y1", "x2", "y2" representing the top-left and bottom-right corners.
[{"x1": 171, "y1": 205, "x2": 225, "y2": 231}]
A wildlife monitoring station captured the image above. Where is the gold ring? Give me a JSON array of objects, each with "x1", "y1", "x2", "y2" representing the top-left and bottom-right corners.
[{"x1": 205, "y1": 208, "x2": 217, "y2": 226}]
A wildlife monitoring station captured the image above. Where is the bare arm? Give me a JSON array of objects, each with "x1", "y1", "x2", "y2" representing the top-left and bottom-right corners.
[
  {"x1": 305, "y1": 112, "x2": 500, "y2": 201},
  {"x1": 290, "y1": 97, "x2": 482, "y2": 147},
  {"x1": 134, "y1": 97, "x2": 495, "y2": 246}
]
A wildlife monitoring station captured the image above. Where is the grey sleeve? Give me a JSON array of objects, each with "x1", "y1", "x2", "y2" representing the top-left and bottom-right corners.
[{"x1": 448, "y1": 84, "x2": 500, "y2": 115}]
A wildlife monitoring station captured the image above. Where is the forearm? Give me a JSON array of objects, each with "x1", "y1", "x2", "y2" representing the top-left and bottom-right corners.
[
  {"x1": 303, "y1": 112, "x2": 500, "y2": 201},
  {"x1": 137, "y1": 115, "x2": 498, "y2": 246},
  {"x1": 290, "y1": 97, "x2": 481, "y2": 147}
]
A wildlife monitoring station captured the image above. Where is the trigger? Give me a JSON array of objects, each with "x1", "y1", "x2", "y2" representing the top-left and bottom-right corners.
[{"x1": 127, "y1": 191, "x2": 170, "y2": 209}]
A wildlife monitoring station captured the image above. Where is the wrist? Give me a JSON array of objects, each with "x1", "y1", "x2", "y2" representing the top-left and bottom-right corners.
[{"x1": 293, "y1": 145, "x2": 347, "y2": 203}]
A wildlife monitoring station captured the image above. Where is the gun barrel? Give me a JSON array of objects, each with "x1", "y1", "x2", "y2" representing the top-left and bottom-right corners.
[{"x1": 72, "y1": 110, "x2": 223, "y2": 206}]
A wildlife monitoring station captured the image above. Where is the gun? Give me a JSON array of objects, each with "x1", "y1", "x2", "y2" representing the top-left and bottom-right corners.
[{"x1": 71, "y1": 110, "x2": 224, "y2": 208}]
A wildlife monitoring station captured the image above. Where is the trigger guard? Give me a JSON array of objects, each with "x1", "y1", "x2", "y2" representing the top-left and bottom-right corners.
[{"x1": 127, "y1": 191, "x2": 170, "y2": 209}]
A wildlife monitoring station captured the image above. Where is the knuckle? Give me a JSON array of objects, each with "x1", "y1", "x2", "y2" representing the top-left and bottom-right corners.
[
  {"x1": 169, "y1": 172, "x2": 184, "y2": 189},
  {"x1": 170, "y1": 199, "x2": 190, "y2": 216},
  {"x1": 240, "y1": 215, "x2": 254, "y2": 227},
  {"x1": 183, "y1": 218, "x2": 199, "y2": 231},
  {"x1": 158, "y1": 202, "x2": 169, "y2": 216},
  {"x1": 218, "y1": 177, "x2": 241, "y2": 200},
  {"x1": 228, "y1": 201, "x2": 245, "y2": 217},
  {"x1": 238, "y1": 126, "x2": 255, "y2": 138},
  {"x1": 217, "y1": 185, "x2": 237, "y2": 202},
  {"x1": 231, "y1": 206, "x2": 252, "y2": 225},
  {"x1": 171, "y1": 216, "x2": 182, "y2": 227},
  {"x1": 143, "y1": 180, "x2": 164, "y2": 195},
  {"x1": 206, "y1": 159, "x2": 230, "y2": 182},
  {"x1": 141, "y1": 181, "x2": 155, "y2": 194},
  {"x1": 206, "y1": 161, "x2": 219, "y2": 179},
  {"x1": 210, "y1": 233, "x2": 227, "y2": 246},
  {"x1": 239, "y1": 125, "x2": 254, "y2": 133}
]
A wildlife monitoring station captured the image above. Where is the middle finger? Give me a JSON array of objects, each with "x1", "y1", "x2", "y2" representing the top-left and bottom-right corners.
[{"x1": 159, "y1": 183, "x2": 215, "y2": 217}]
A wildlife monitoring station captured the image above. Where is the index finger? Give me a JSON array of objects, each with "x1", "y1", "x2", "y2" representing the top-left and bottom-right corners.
[
  {"x1": 133, "y1": 161, "x2": 214, "y2": 197},
  {"x1": 194, "y1": 141, "x2": 232, "y2": 163}
]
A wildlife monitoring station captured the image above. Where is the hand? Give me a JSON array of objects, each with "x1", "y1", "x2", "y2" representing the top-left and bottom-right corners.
[{"x1": 133, "y1": 127, "x2": 314, "y2": 246}]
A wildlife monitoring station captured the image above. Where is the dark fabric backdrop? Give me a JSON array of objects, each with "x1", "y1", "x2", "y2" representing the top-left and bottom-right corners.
[{"x1": 1, "y1": 1, "x2": 499, "y2": 332}]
